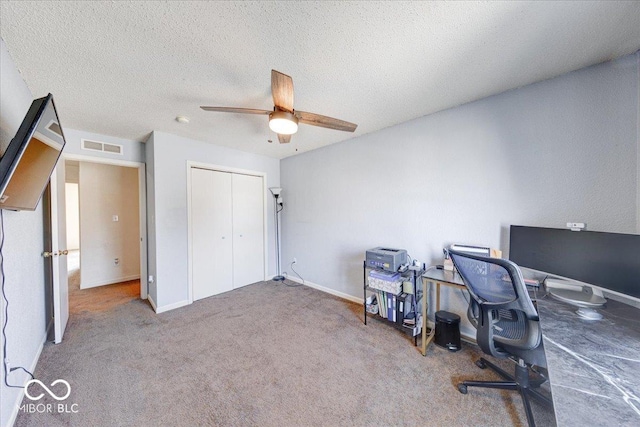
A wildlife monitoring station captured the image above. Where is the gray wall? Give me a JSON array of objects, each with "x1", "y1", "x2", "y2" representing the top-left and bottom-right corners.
[
  {"x1": 145, "y1": 132, "x2": 157, "y2": 305},
  {"x1": 281, "y1": 52, "x2": 640, "y2": 336},
  {"x1": 146, "y1": 131, "x2": 280, "y2": 311},
  {"x1": 62, "y1": 128, "x2": 145, "y2": 164},
  {"x1": 0, "y1": 39, "x2": 147, "y2": 425},
  {"x1": 0, "y1": 39, "x2": 47, "y2": 427}
]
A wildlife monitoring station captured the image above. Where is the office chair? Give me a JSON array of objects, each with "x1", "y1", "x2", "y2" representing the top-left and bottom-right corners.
[{"x1": 448, "y1": 249, "x2": 553, "y2": 427}]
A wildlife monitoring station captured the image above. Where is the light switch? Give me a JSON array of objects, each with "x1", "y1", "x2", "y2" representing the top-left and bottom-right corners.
[{"x1": 113, "y1": 215, "x2": 119, "y2": 222}]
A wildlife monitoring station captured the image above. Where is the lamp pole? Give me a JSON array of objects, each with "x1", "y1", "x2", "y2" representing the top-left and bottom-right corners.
[{"x1": 270, "y1": 188, "x2": 285, "y2": 281}]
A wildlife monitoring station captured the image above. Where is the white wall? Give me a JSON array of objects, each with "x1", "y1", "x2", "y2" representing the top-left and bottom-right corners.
[
  {"x1": 0, "y1": 38, "x2": 48, "y2": 427},
  {"x1": 145, "y1": 131, "x2": 280, "y2": 311},
  {"x1": 65, "y1": 183, "x2": 80, "y2": 250},
  {"x1": 65, "y1": 161, "x2": 80, "y2": 250},
  {"x1": 79, "y1": 162, "x2": 140, "y2": 288},
  {"x1": 280, "y1": 52, "x2": 640, "y2": 337}
]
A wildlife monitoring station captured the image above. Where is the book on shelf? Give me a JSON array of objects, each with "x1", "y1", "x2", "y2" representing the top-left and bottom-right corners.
[
  {"x1": 369, "y1": 289, "x2": 421, "y2": 330},
  {"x1": 396, "y1": 293, "x2": 408, "y2": 325},
  {"x1": 378, "y1": 291, "x2": 387, "y2": 319}
]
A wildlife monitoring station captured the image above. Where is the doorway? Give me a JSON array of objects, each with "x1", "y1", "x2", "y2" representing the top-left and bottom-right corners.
[
  {"x1": 65, "y1": 161, "x2": 80, "y2": 297},
  {"x1": 64, "y1": 158, "x2": 145, "y2": 314}
]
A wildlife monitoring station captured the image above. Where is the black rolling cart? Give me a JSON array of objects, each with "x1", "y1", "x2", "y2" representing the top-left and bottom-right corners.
[{"x1": 362, "y1": 261, "x2": 424, "y2": 347}]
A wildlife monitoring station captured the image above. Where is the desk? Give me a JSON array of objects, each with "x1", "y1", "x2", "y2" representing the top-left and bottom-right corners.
[
  {"x1": 422, "y1": 265, "x2": 640, "y2": 425},
  {"x1": 420, "y1": 267, "x2": 466, "y2": 356},
  {"x1": 535, "y1": 291, "x2": 640, "y2": 426}
]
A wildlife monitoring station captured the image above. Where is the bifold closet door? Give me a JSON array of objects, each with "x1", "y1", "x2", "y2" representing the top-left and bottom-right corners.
[
  {"x1": 232, "y1": 173, "x2": 264, "y2": 288},
  {"x1": 191, "y1": 168, "x2": 233, "y2": 300}
]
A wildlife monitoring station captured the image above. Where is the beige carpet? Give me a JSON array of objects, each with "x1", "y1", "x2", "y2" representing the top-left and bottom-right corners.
[
  {"x1": 15, "y1": 281, "x2": 555, "y2": 426},
  {"x1": 67, "y1": 250, "x2": 140, "y2": 315}
]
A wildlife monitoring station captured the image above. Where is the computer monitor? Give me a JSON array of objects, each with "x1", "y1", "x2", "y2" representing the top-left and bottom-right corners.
[{"x1": 509, "y1": 225, "x2": 640, "y2": 309}]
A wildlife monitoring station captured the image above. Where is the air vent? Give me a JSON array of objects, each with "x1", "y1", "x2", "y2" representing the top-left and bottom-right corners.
[
  {"x1": 103, "y1": 143, "x2": 121, "y2": 154},
  {"x1": 83, "y1": 140, "x2": 103, "y2": 151},
  {"x1": 47, "y1": 121, "x2": 63, "y2": 137},
  {"x1": 81, "y1": 139, "x2": 123, "y2": 155}
]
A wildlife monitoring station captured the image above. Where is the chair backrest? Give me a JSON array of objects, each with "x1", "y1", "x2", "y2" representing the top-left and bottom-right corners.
[{"x1": 449, "y1": 249, "x2": 541, "y2": 359}]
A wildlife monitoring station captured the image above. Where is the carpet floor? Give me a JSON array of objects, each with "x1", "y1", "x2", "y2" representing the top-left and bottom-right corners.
[
  {"x1": 15, "y1": 281, "x2": 555, "y2": 426},
  {"x1": 66, "y1": 250, "x2": 140, "y2": 315}
]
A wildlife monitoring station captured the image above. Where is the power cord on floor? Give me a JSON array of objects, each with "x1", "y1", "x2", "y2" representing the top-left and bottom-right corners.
[
  {"x1": 1, "y1": 209, "x2": 36, "y2": 388},
  {"x1": 282, "y1": 261, "x2": 304, "y2": 287}
]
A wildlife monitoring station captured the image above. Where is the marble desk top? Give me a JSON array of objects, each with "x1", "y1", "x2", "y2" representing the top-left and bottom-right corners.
[{"x1": 535, "y1": 292, "x2": 640, "y2": 426}]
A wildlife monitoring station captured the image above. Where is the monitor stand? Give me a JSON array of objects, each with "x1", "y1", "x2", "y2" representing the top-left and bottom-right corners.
[{"x1": 545, "y1": 278, "x2": 606, "y2": 320}]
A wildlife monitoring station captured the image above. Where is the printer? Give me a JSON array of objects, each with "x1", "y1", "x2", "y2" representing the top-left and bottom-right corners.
[{"x1": 365, "y1": 247, "x2": 408, "y2": 272}]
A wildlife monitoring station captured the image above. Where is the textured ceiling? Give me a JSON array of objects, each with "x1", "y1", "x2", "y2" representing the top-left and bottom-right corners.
[{"x1": 2, "y1": 1, "x2": 640, "y2": 159}]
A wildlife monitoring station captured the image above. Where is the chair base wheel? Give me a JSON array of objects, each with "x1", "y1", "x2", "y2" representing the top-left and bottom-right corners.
[
  {"x1": 475, "y1": 359, "x2": 487, "y2": 369},
  {"x1": 457, "y1": 383, "x2": 468, "y2": 394}
]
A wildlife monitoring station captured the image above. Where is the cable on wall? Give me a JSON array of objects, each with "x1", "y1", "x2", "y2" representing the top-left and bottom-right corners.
[
  {"x1": 1, "y1": 210, "x2": 35, "y2": 388},
  {"x1": 282, "y1": 261, "x2": 304, "y2": 287}
]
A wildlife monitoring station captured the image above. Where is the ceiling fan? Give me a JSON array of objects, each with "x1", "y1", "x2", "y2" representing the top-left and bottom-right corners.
[{"x1": 201, "y1": 70, "x2": 357, "y2": 144}]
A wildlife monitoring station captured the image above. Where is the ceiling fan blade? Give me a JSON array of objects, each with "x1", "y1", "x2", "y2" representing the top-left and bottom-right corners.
[
  {"x1": 295, "y1": 110, "x2": 357, "y2": 132},
  {"x1": 200, "y1": 106, "x2": 271, "y2": 115},
  {"x1": 277, "y1": 133, "x2": 291, "y2": 144},
  {"x1": 271, "y1": 70, "x2": 294, "y2": 112}
]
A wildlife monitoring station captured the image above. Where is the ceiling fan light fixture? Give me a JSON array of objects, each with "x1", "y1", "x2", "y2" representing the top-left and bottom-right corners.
[{"x1": 269, "y1": 110, "x2": 298, "y2": 135}]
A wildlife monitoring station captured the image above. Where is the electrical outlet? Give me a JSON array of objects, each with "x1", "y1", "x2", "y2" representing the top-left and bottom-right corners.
[
  {"x1": 114, "y1": 258, "x2": 120, "y2": 265},
  {"x1": 293, "y1": 257, "x2": 297, "y2": 264}
]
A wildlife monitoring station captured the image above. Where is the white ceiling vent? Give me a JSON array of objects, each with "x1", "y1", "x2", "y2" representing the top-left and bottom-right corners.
[
  {"x1": 46, "y1": 120, "x2": 63, "y2": 137},
  {"x1": 81, "y1": 139, "x2": 123, "y2": 155}
]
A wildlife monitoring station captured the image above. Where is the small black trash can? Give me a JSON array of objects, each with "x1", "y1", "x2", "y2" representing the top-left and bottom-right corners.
[{"x1": 434, "y1": 310, "x2": 461, "y2": 352}]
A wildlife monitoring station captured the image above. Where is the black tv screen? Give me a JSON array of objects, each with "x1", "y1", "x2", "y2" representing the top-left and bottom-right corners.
[
  {"x1": 0, "y1": 93, "x2": 66, "y2": 211},
  {"x1": 509, "y1": 225, "x2": 640, "y2": 299}
]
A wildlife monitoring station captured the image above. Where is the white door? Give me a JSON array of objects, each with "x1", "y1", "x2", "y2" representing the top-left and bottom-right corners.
[
  {"x1": 191, "y1": 168, "x2": 233, "y2": 300},
  {"x1": 232, "y1": 173, "x2": 264, "y2": 288},
  {"x1": 50, "y1": 163, "x2": 69, "y2": 343}
]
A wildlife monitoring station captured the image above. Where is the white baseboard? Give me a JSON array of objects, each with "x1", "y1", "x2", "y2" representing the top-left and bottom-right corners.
[
  {"x1": 283, "y1": 274, "x2": 478, "y2": 345},
  {"x1": 154, "y1": 299, "x2": 190, "y2": 314},
  {"x1": 80, "y1": 274, "x2": 141, "y2": 290},
  {"x1": 5, "y1": 330, "x2": 47, "y2": 427},
  {"x1": 147, "y1": 294, "x2": 158, "y2": 311},
  {"x1": 284, "y1": 274, "x2": 363, "y2": 304}
]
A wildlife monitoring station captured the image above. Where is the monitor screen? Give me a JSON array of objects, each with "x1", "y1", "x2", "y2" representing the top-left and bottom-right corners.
[{"x1": 509, "y1": 225, "x2": 640, "y2": 299}]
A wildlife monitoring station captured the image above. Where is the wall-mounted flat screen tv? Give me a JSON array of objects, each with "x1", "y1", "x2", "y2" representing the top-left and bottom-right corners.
[{"x1": 0, "y1": 93, "x2": 66, "y2": 211}]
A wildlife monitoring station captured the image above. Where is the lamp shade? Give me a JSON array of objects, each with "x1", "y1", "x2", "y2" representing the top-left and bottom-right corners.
[{"x1": 269, "y1": 110, "x2": 298, "y2": 135}]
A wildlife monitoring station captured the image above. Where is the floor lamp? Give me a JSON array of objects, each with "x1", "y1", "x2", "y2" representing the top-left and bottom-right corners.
[{"x1": 270, "y1": 187, "x2": 285, "y2": 281}]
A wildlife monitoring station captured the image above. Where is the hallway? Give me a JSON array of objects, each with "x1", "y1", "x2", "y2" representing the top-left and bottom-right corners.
[{"x1": 68, "y1": 250, "x2": 139, "y2": 314}]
